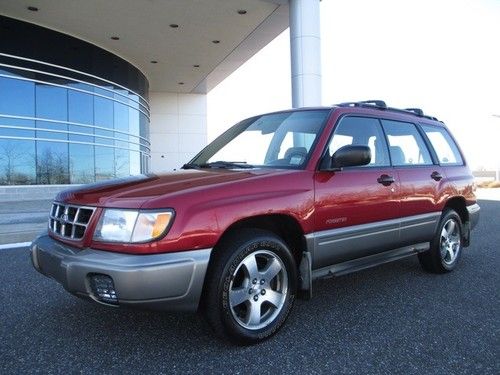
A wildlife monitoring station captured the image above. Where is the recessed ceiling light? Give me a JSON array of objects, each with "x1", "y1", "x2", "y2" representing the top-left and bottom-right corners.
[
  {"x1": 178, "y1": 82, "x2": 184, "y2": 85},
  {"x1": 169, "y1": 24, "x2": 179, "y2": 28},
  {"x1": 212, "y1": 40, "x2": 220, "y2": 44},
  {"x1": 110, "y1": 36, "x2": 120, "y2": 40},
  {"x1": 150, "y1": 60, "x2": 158, "y2": 64},
  {"x1": 193, "y1": 64, "x2": 200, "y2": 68},
  {"x1": 27, "y1": 6, "x2": 38, "y2": 11},
  {"x1": 237, "y1": 10, "x2": 247, "y2": 15}
]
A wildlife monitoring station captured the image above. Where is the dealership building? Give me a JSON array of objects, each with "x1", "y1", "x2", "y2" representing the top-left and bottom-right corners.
[{"x1": 0, "y1": 0, "x2": 321, "y2": 191}]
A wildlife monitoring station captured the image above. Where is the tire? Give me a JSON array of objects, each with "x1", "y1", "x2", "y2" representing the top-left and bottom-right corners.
[
  {"x1": 418, "y1": 209, "x2": 463, "y2": 273},
  {"x1": 202, "y1": 228, "x2": 297, "y2": 344}
]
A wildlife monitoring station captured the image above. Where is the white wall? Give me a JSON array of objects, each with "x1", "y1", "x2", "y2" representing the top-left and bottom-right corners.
[{"x1": 149, "y1": 92, "x2": 207, "y2": 172}]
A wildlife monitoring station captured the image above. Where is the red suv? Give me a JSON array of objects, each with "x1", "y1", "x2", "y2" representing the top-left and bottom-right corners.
[{"x1": 31, "y1": 100, "x2": 480, "y2": 344}]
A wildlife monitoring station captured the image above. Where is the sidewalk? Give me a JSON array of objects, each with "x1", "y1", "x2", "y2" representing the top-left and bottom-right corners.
[
  {"x1": 476, "y1": 187, "x2": 500, "y2": 201},
  {"x1": 0, "y1": 199, "x2": 53, "y2": 245}
]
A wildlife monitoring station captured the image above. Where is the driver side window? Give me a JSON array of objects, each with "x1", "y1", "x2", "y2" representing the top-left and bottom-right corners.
[{"x1": 328, "y1": 116, "x2": 390, "y2": 167}]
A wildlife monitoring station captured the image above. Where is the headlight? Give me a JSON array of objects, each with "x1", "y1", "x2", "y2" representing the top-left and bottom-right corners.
[{"x1": 93, "y1": 209, "x2": 174, "y2": 243}]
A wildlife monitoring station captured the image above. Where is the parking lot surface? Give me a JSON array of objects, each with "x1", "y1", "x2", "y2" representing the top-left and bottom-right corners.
[{"x1": 1, "y1": 199, "x2": 498, "y2": 374}]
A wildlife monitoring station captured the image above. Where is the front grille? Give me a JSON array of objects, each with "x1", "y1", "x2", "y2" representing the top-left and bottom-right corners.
[{"x1": 49, "y1": 202, "x2": 95, "y2": 240}]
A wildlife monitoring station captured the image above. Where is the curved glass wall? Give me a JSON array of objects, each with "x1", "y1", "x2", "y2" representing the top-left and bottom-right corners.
[{"x1": 0, "y1": 16, "x2": 150, "y2": 185}]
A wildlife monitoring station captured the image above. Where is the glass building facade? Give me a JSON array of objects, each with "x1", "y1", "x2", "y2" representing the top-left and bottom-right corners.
[{"x1": 0, "y1": 16, "x2": 150, "y2": 185}]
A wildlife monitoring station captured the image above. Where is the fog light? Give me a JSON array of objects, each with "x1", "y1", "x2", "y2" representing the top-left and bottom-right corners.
[{"x1": 89, "y1": 274, "x2": 118, "y2": 305}]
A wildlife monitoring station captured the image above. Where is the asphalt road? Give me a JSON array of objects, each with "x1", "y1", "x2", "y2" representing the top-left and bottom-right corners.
[{"x1": 1, "y1": 199, "x2": 498, "y2": 374}]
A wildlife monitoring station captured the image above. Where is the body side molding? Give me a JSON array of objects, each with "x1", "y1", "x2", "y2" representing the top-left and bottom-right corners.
[{"x1": 305, "y1": 212, "x2": 440, "y2": 269}]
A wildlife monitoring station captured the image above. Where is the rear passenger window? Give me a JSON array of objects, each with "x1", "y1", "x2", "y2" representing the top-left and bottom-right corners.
[
  {"x1": 329, "y1": 117, "x2": 389, "y2": 167},
  {"x1": 421, "y1": 124, "x2": 463, "y2": 165},
  {"x1": 381, "y1": 120, "x2": 433, "y2": 166}
]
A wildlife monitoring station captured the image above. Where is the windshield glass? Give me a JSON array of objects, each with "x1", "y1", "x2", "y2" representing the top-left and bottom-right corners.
[{"x1": 188, "y1": 110, "x2": 330, "y2": 169}]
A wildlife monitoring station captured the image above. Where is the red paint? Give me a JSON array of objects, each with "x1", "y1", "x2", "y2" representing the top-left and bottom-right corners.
[{"x1": 50, "y1": 106, "x2": 477, "y2": 255}]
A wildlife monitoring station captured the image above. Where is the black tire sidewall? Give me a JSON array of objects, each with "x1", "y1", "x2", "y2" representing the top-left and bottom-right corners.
[{"x1": 218, "y1": 233, "x2": 297, "y2": 343}]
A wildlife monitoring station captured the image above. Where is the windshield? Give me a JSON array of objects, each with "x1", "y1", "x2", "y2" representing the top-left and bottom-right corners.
[{"x1": 187, "y1": 110, "x2": 330, "y2": 169}]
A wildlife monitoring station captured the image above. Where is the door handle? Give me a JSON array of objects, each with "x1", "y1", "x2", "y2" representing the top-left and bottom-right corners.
[
  {"x1": 377, "y1": 174, "x2": 395, "y2": 186},
  {"x1": 431, "y1": 171, "x2": 443, "y2": 181}
]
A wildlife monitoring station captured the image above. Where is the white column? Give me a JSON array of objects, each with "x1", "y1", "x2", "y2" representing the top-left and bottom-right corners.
[{"x1": 289, "y1": 0, "x2": 322, "y2": 108}]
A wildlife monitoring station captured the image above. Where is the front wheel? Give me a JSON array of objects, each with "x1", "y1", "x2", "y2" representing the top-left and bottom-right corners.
[
  {"x1": 418, "y1": 209, "x2": 463, "y2": 273},
  {"x1": 202, "y1": 229, "x2": 297, "y2": 344}
]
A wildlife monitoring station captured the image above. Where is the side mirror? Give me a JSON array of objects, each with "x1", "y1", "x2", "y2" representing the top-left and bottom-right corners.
[{"x1": 325, "y1": 145, "x2": 371, "y2": 170}]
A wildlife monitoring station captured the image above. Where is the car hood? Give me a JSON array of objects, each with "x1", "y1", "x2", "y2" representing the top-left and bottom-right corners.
[{"x1": 56, "y1": 169, "x2": 290, "y2": 208}]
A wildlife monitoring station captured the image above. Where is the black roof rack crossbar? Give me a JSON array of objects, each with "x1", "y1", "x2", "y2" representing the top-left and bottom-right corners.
[
  {"x1": 405, "y1": 108, "x2": 424, "y2": 116},
  {"x1": 339, "y1": 100, "x2": 388, "y2": 108},
  {"x1": 334, "y1": 100, "x2": 439, "y2": 121},
  {"x1": 337, "y1": 100, "x2": 387, "y2": 109}
]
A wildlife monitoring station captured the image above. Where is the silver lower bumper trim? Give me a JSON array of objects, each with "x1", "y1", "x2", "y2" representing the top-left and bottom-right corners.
[{"x1": 31, "y1": 233, "x2": 211, "y2": 311}]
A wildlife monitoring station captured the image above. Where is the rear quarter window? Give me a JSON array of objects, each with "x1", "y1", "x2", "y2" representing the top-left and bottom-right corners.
[
  {"x1": 421, "y1": 124, "x2": 464, "y2": 165},
  {"x1": 381, "y1": 120, "x2": 433, "y2": 166}
]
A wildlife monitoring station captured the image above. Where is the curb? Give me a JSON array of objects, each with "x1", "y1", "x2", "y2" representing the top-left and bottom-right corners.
[{"x1": 0, "y1": 242, "x2": 32, "y2": 250}]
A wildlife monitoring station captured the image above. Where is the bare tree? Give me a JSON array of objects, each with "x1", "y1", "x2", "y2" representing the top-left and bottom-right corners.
[
  {"x1": 0, "y1": 142, "x2": 31, "y2": 184},
  {"x1": 36, "y1": 148, "x2": 69, "y2": 184}
]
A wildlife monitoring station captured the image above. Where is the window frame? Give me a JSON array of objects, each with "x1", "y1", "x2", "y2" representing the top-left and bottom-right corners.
[
  {"x1": 419, "y1": 122, "x2": 465, "y2": 167},
  {"x1": 380, "y1": 118, "x2": 436, "y2": 168},
  {"x1": 318, "y1": 114, "x2": 392, "y2": 170}
]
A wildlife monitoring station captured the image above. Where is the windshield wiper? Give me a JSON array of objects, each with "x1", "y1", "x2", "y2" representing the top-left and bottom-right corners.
[
  {"x1": 200, "y1": 161, "x2": 254, "y2": 169},
  {"x1": 181, "y1": 163, "x2": 201, "y2": 169}
]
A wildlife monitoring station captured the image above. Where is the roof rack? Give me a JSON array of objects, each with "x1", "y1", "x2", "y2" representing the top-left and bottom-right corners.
[
  {"x1": 337, "y1": 100, "x2": 387, "y2": 109},
  {"x1": 404, "y1": 108, "x2": 424, "y2": 116},
  {"x1": 335, "y1": 100, "x2": 439, "y2": 121}
]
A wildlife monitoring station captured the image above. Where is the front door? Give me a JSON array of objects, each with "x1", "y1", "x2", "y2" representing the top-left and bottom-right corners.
[{"x1": 313, "y1": 116, "x2": 401, "y2": 269}]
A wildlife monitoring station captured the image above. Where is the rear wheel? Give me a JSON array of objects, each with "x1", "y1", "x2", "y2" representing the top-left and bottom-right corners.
[
  {"x1": 418, "y1": 209, "x2": 463, "y2": 273},
  {"x1": 202, "y1": 229, "x2": 297, "y2": 344}
]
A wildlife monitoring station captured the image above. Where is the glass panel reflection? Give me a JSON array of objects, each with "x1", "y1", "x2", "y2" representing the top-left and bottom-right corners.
[
  {"x1": 36, "y1": 141, "x2": 69, "y2": 184},
  {"x1": 0, "y1": 72, "x2": 149, "y2": 185},
  {"x1": 0, "y1": 139, "x2": 36, "y2": 184},
  {"x1": 115, "y1": 149, "x2": 130, "y2": 178},
  {"x1": 70, "y1": 144, "x2": 95, "y2": 184},
  {"x1": 0, "y1": 77, "x2": 35, "y2": 116},
  {"x1": 95, "y1": 146, "x2": 115, "y2": 181},
  {"x1": 36, "y1": 85, "x2": 68, "y2": 121}
]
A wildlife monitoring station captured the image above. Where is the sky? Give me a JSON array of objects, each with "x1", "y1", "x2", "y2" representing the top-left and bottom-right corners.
[{"x1": 208, "y1": 0, "x2": 500, "y2": 170}]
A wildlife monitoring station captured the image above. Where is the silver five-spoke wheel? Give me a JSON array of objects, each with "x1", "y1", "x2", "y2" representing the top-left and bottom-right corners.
[
  {"x1": 229, "y1": 250, "x2": 288, "y2": 330},
  {"x1": 440, "y1": 218, "x2": 461, "y2": 265}
]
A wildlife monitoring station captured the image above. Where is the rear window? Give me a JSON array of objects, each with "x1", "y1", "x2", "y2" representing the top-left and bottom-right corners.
[
  {"x1": 381, "y1": 120, "x2": 433, "y2": 166},
  {"x1": 421, "y1": 124, "x2": 464, "y2": 165}
]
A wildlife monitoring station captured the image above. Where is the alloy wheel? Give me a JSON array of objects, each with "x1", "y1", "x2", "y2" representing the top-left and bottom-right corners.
[
  {"x1": 228, "y1": 250, "x2": 288, "y2": 330},
  {"x1": 440, "y1": 218, "x2": 461, "y2": 265}
]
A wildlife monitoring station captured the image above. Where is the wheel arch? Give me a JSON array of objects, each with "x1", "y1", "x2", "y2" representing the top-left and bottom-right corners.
[
  {"x1": 444, "y1": 196, "x2": 468, "y2": 224},
  {"x1": 443, "y1": 196, "x2": 470, "y2": 245},
  {"x1": 213, "y1": 214, "x2": 306, "y2": 266},
  {"x1": 198, "y1": 214, "x2": 307, "y2": 311}
]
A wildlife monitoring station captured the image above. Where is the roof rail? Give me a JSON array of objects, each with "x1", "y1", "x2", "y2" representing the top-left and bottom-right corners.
[
  {"x1": 337, "y1": 100, "x2": 387, "y2": 109},
  {"x1": 405, "y1": 108, "x2": 424, "y2": 116},
  {"x1": 334, "y1": 100, "x2": 439, "y2": 121}
]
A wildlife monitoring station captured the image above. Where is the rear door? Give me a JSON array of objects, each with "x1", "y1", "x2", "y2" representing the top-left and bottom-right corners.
[
  {"x1": 312, "y1": 116, "x2": 401, "y2": 269},
  {"x1": 380, "y1": 119, "x2": 444, "y2": 246}
]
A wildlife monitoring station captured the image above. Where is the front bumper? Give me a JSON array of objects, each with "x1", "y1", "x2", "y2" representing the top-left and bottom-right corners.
[{"x1": 30, "y1": 233, "x2": 211, "y2": 311}]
